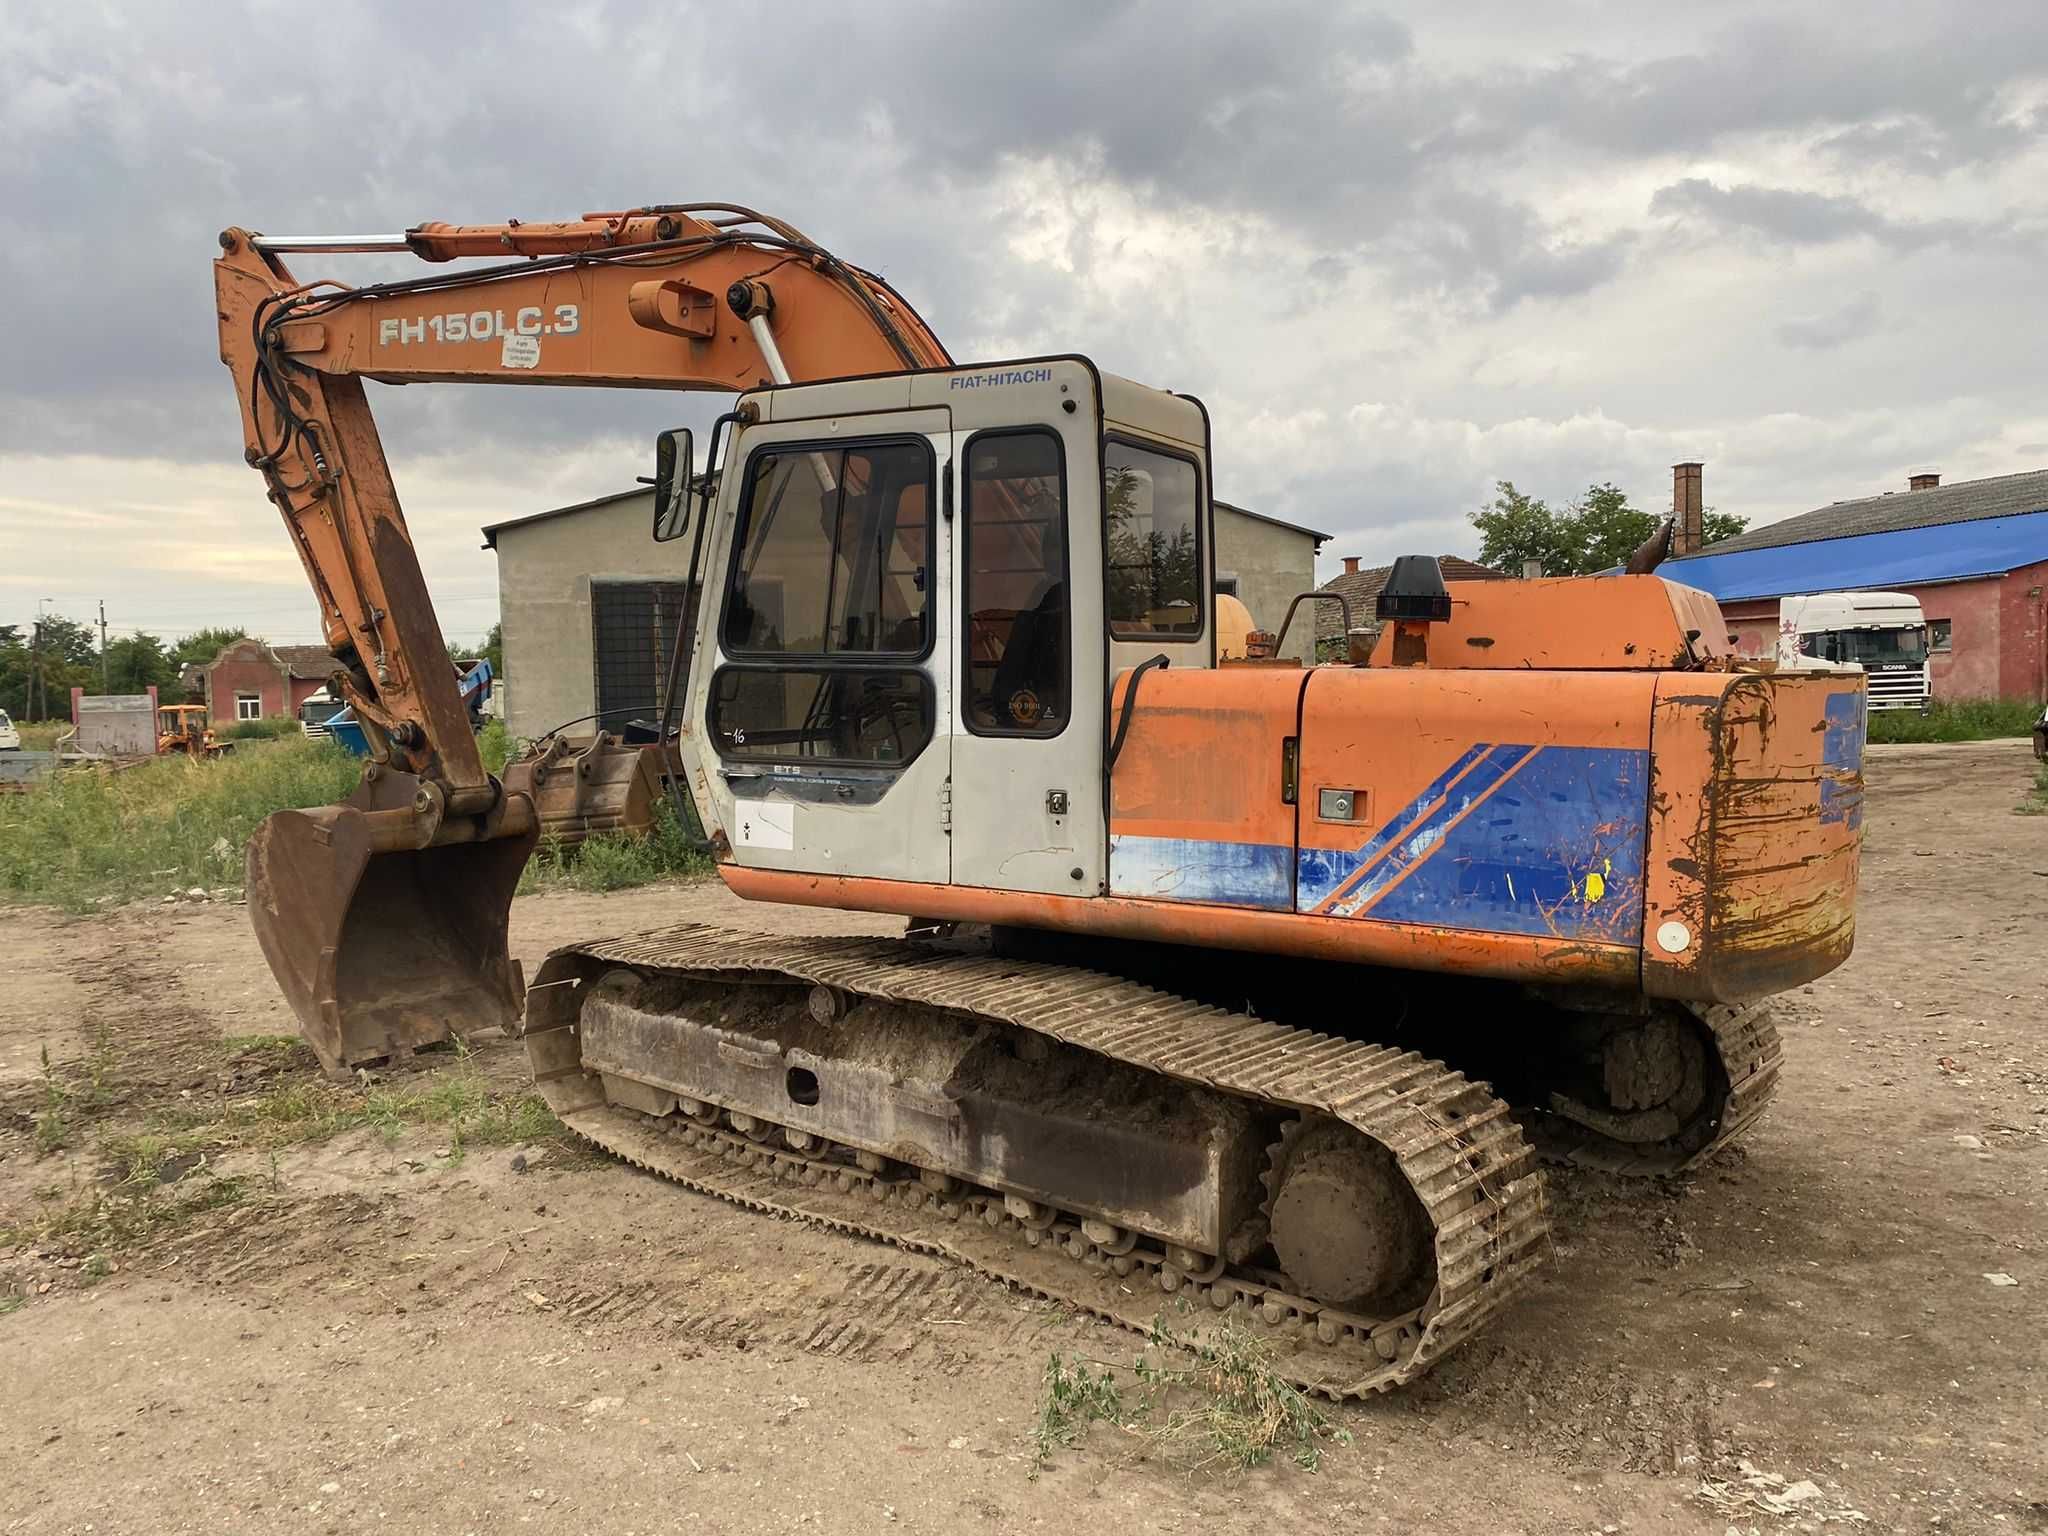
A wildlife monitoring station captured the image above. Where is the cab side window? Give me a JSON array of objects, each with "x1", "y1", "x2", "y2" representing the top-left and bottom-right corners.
[
  {"x1": 1104, "y1": 439, "x2": 1202, "y2": 638},
  {"x1": 963, "y1": 430, "x2": 1068, "y2": 736}
]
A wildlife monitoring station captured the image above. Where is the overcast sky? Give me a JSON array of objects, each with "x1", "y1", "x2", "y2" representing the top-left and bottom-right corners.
[{"x1": 4, "y1": 1, "x2": 2045, "y2": 645}]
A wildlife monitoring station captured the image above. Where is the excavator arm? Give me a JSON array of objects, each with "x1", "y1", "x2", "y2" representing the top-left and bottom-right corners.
[{"x1": 214, "y1": 206, "x2": 950, "y2": 1072}]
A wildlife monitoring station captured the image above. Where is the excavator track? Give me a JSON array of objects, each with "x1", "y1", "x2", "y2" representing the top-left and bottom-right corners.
[
  {"x1": 523, "y1": 923, "x2": 1550, "y2": 1397},
  {"x1": 1524, "y1": 1001, "x2": 1783, "y2": 1176}
]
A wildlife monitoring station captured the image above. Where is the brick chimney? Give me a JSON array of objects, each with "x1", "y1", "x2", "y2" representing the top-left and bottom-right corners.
[
  {"x1": 1671, "y1": 462, "x2": 1704, "y2": 556},
  {"x1": 1342, "y1": 556, "x2": 1360, "y2": 575},
  {"x1": 1521, "y1": 559, "x2": 1544, "y2": 580},
  {"x1": 1909, "y1": 470, "x2": 1940, "y2": 491}
]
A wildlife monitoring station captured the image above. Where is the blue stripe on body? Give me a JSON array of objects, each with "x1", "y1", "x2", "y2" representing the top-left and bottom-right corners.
[
  {"x1": 1295, "y1": 742, "x2": 1496, "y2": 910},
  {"x1": 1329, "y1": 744, "x2": 1540, "y2": 916},
  {"x1": 1109, "y1": 834, "x2": 1294, "y2": 909},
  {"x1": 1362, "y1": 746, "x2": 1649, "y2": 940},
  {"x1": 1820, "y1": 690, "x2": 1865, "y2": 829}
]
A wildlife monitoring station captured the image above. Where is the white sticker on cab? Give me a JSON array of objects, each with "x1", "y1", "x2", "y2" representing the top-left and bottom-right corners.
[
  {"x1": 501, "y1": 333, "x2": 541, "y2": 370},
  {"x1": 733, "y1": 798, "x2": 795, "y2": 851}
]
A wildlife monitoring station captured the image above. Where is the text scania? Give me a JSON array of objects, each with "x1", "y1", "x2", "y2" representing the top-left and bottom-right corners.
[
  {"x1": 378, "y1": 304, "x2": 581, "y2": 346},
  {"x1": 949, "y1": 367, "x2": 1054, "y2": 390}
]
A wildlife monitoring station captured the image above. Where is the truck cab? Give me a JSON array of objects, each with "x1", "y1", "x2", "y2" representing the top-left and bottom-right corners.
[{"x1": 1776, "y1": 590, "x2": 1929, "y2": 711}]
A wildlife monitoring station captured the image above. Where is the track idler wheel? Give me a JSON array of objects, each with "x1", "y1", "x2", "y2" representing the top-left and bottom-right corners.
[{"x1": 1266, "y1": 1122, "x2": 1428, "y2": 1310}]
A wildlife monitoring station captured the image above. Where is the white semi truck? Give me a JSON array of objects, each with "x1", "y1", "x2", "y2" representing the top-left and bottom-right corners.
[{"x1": 1776, "y1": 590, "x2": 1930, "y2": 711}]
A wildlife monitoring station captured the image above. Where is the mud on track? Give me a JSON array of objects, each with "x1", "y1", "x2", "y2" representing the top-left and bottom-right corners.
[{"x1": 1, "y1": 741, "x2": 2043, "y2": 1534}]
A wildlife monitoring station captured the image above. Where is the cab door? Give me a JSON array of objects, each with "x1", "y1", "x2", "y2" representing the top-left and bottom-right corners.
[
  {"x1": 948, "y1": 418, "x2": 1105, "y2": 895},
  {"x1": 692, "y1": 407, "x2": 955, "y2": 886}
]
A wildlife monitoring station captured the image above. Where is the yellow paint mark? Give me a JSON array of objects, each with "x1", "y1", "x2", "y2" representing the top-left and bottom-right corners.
[{"x1": 1585, "y1": 870, "x2": 1606, "y2": 902}]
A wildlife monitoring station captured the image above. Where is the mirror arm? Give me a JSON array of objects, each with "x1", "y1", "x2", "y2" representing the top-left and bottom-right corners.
[{"x1": 651, "y1": 409, "x2": 737, "y2": 852}]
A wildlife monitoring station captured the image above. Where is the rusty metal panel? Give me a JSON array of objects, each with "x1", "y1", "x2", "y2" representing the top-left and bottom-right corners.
[
  {"x1": 1108, "y1": 666, "x2": 1310, "y2": 908},
  {"x1": 1642, "y1": 673, "x2": 1862, "y2": 1002}
]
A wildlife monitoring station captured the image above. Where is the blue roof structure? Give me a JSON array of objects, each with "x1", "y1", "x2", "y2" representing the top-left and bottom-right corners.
[{"x1": 1668, "y1": 508, "x2": 2048, "y2": 601}]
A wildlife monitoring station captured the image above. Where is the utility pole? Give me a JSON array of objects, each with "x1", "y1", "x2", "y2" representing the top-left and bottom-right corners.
[
  {"x1": 28, "y1": 619, "x2": 41, "y2": 722},
  {"x1": 99, "y1": 599, "x2": 109, "y2": 693}
]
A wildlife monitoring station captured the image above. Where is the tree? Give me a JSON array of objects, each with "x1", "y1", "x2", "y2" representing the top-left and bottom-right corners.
[
  {"x1": 1471, "y1": 480, "x2": 1749, "y2": 575},
  {"x1": 467, "y1": 622, "x2": 504, "y2": 679},
  {"x1": 172, "y1": 626, "x2": 251, "y2": 669},
  {"x1": 104, "y1": 632, "x2": 181, "y2": 695}
]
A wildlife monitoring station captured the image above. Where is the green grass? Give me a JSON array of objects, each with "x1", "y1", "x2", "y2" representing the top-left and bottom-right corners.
[
  {"x1": 1032, "y1": 1316, "x2": 1352, "y2": 1476},
  {"x1": 520, "y1": 797, "x2": 712, "y2": 894},
  {"x1": 478, "y1": 718, "x2": 514, "y2": 775},
  {"x1": 2019, "y1": 763, "x2": 2048, "y2": 816},
  {"x1": 1866, "y1": 697, "x2": 2041, "y2": 745},
  {"x1": 0, "y1": 735, "x2": 361, "y2": 911},
  {"x1": 216, "y1": 714, "x2": 301, "y2": 741},
  {"x1": 14, "y1": 721, "x2": 69, "y2": 751}
]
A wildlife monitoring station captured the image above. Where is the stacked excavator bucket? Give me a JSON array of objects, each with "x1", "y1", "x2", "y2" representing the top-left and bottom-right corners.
[{"x1": 501, "y1": 734, "x2": 668, "y2": 848}]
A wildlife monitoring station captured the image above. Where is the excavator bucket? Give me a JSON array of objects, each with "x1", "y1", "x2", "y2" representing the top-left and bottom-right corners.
[
  {"x1": 502, "y1": 733, "x2": 665, "y2": 848},
  {"x1": 245, "y1": 769, "x2": 538, "y2": 1075}
]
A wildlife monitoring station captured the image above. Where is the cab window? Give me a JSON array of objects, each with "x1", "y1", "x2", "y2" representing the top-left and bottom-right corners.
[
  {"x1": 724, "y1": 440, "x2": 933, "y2": 657},
  {"x1": 1104, "y1": 439, "x2": 1202, "y2": 639},
  {"x1": 963, "y1": 430, "x2": 1068, "y2": 736}
]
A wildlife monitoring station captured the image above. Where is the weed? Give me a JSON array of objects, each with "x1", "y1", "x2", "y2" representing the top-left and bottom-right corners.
[
  {"x1": 82, "y1": 1254, "x2": 112, "y2": 1282},
  {"x1": 216, "y1": 715, "x2": 301, "y2": 742},
  {"x1": 518, "y1": 798, "x2": 712, "y2": 895},
  {"x1": 0, "y1": 1294, "x2": 24, "y2": 1316},
  {"x1": 1866, "y1": 698, "x2": 2041, "y2": 745},
  {"x1": 34, "y1": 1043, "x2": 70, "y2": 1156},
  {"x1": 2018, "y1": 763, "x2": 2048, "y2": 816},
  {"x1": 1140, "y1": 1317, "x2": 1351, "y2": 1473},
  {"x1": 478, "y1": 719, "x2": 516, "y2": 776},
  {"x1": 0, "y1": 1169, "x2": 248, "y2": 1254},
  {"x1": 1034, "y1": 1353, "x2": 1131, "y2": 1472},
  {"x1": 1031, "y1": 1316, "x2": 1351, "y2": 1477},
  {"x1": 0, "y1": 735, "x2": 361, "y2": 911}
]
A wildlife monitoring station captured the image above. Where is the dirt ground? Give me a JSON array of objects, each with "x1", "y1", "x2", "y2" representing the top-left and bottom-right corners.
[{"x1": 2, "y1": 740, "x2": 2043, "y2": 1534}]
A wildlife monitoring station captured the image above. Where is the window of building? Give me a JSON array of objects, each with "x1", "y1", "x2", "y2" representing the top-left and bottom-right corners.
[
  {"x1": 708, "y1": 667, "x2": 932, "y2": 766},
  {"x1": 236, "y1": 693, "x2": 261, "y2": 721},
  {"x1": 724, "y1": 440, "x2": 933, "y2": 657},
  {"x1": 1104, "y1": 439, "x2": 1203, "y2": 639},
  {"x1": 1214, "y1": 573, "x2": 1240, "y2": 597},
  {"x1": 1929, "y1": 619, "x2": 1952, "y2": 653},
  {"x1": 592, "y1": 580, "x2": 695, "y2": 728},
  {"x1": 963, "y1": 430, "x2": 1068, "y2": 737}
]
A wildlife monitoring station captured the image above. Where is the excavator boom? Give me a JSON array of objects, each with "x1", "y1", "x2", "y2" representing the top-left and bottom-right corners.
[{"x1": 214, "y1": 206, "x2": 949, "y2": 1071}]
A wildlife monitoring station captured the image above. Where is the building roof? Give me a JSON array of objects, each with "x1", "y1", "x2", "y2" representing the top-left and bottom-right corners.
[
  {"x1": 482, "y1": 487, "x2": 649, "y2": 548},
  {"x1": 1214, "y1": 499, "x2": 1331, "y2": 545},
  {"x1": 1313, "y1": 555, "x2": 1509, "y2": 642},
  {"x1": 273, "y1": 644, "x2": 337, "y2": 680},
  {"x1": 1663, "y1": 466, "x2": 2048, "y2": 603},
  {"x1": 1670, "y1": 467, "x2": 2048, "y2": 559},
  {"x1": 1660, "y1": 508, "x2": 2048, "y2": 602}
]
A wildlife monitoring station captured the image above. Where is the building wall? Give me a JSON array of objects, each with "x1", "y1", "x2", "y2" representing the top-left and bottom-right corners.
[
  {"x1": 492, "y1": 491, "x2": 692, "y2": 740},
  {"x1": 205, "y1": 641, "x2": 289, "y2": 724},
  {"x1": 1213, "y1": 509, "x2": 1319, "y2": 661},
  {"x1": 1715, "y1": 566, "x2": 2048, "y2": 703}
]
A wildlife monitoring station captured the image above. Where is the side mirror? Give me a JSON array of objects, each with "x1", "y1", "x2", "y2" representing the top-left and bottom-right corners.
[{"x1": 652, "y1": 427, "x2": 695, "y2": 542}]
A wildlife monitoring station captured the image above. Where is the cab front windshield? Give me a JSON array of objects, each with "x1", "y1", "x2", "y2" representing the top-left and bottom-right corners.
[{"x1": 1800, "y1": 625, "x2": 1928, "y2": 666}]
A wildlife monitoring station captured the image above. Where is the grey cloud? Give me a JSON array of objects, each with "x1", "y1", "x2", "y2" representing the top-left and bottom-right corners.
[
  {"x1": 1775, "y1": 291, "x2": 1882, "y2": 352},
  {"x1": 1649, "y1": 178, "x2": 1970, "y2": 250}
]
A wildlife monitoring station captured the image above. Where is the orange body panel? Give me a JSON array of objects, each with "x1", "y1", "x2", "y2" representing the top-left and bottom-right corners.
[
  {"x1": 1373, "y1": 576, "x2": 1735, "y2": 671},
  {"x1": 1642, "y1": 672, "x2": 1863, "y2": 1001}
]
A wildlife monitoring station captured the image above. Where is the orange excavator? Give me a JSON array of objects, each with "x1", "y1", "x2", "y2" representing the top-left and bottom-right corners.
[{"x1": 215, "y1": 205, "x2": 1863, "y2": 1395}]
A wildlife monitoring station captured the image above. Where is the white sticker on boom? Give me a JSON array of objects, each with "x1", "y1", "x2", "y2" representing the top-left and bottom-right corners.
[
  {"x1": 732, "y1": 798, "x2": 795, "y2": 851},
  {"x1": 501, "y1": 333, "x2": 541, "y2": 370}
]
